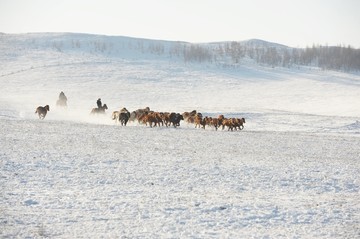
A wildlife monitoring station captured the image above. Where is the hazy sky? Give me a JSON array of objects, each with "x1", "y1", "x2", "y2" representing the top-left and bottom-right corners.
[{"x1": 1, "y1": 0, "x2": 359, "y2": 48}]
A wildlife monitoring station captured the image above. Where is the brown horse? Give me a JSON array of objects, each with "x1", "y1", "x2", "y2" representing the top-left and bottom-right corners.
[
  {"x1": 35, "y1": 105, "x2": 50, "y2": 119},
  {"x1": 90, "y1": 104, "x2": 108, "y2": 114},
  {"x1": 111, "y1": 111, "x2": 120, "y2": 121}
]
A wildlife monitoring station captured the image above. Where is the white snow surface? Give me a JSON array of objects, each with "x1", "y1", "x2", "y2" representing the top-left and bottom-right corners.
[{"x1": 1, "y1": 33, "x2": 360, "y2": 238}]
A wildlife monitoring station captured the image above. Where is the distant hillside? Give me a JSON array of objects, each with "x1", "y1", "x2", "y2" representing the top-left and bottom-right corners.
[{"x1": 1, "y1": 32, "x2": 359, "y2": 71}]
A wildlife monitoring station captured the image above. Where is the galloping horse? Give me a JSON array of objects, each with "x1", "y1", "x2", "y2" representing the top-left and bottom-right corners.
[
  {"x1": 56, "y1": 98, "x2": 67, "y2": 107},
  {"x1": 90, "y1": 104, "x2": 108, "y2": 114},
  {"x1": 35, "y1": 105, "x2": 50, "y2": 119}
]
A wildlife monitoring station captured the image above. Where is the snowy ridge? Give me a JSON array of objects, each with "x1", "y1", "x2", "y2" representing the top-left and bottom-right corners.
[
  {"x1": 241, "y1": 38, "x2": 290, "y2": 49},
  {"x1": 1, "y1": 33, "x2": 360, "y2": 238}
]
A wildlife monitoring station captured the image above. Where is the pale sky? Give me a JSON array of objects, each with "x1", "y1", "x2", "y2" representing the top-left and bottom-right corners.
[{"x1": 0, "y1": 0, "x2": 359, "y2": 48}]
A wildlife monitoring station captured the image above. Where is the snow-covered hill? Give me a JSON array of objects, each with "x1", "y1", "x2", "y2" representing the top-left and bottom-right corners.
[
  {"x1": 1, "y1": 32, "x2": 359, "y2": 132},
  {"x1": 1, "y1": 33, "x2": 359, "y2": 238}
]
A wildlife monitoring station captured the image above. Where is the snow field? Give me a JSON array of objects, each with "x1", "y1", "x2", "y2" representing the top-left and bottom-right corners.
[{"x1": 1, "y1": 118, "x2": 359, "y2": 238}]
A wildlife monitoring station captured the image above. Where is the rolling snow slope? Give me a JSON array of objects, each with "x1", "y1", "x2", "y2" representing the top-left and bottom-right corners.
[
  {"x1": 1, "y1": 33, "x2": 360, "y2": 238},
  {"x1": 1, "y1": 118, "x2": 359, "y2": 238}
]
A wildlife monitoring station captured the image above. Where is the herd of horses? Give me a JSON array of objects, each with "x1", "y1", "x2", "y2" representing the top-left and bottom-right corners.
[
  {"x1": 102, "y1": 106, "x2": 245, "y2": 131},
  {"x1": 35, "y1": 95, "x2": 246, "y2": 131}
]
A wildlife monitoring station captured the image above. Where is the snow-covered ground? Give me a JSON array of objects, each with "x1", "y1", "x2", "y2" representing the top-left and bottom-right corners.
[{"x1": 1, "y1": 33, "x2": 360, "y2": 238}]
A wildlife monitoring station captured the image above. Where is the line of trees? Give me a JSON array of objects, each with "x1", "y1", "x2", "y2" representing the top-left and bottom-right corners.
[
  {"x1": 45, "y1": 36, "x2": 360, "y2": 72},
  {"x1": 166, "y1": 41, "x2": 360, "y2": 71}
]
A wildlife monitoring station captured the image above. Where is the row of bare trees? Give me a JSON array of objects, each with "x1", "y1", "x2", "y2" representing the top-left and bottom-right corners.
[
  {"x1": 175, "y1": 42, "x2": 360, "y2": 71},
  {"x1": 46, "y1": 36, "x2": 360, "y2": 71}
]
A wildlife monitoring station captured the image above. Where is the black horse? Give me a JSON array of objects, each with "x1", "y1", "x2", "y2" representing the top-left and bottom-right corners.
[{"x1": 119, "y1": 112, "x2": 130, "y2": 126}]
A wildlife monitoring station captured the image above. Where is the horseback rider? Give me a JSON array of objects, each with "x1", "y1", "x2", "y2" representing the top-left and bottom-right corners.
[
  {"x1": 59, "y1": 91, "x2": 67, "y2": 102},
  {"x1": 57, "y1": 91, "x2": 67, "y2": 107},
  {"x1": 97, "y1": 98, "x2": 102, "y2": 108}
]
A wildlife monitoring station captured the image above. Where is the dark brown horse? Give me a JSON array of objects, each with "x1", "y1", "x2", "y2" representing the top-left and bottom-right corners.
[{"x1": 35, "y1": 105, "x2": 50, "y2": 119}]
